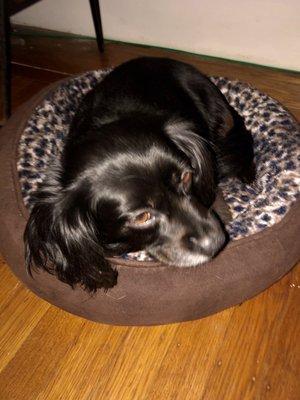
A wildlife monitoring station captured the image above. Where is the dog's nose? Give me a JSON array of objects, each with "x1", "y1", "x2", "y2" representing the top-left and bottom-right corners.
[
  {"x1": 186, "y1": 232, "x2": 225, "y2": 257},
  {"x1": 200, "y1": 234, "x2": 225, "y2": 256}
]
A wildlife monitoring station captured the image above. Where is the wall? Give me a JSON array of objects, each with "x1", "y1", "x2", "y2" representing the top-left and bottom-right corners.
[{"x1": 12, "y1": 0, "x2": 300, "y2": 71}]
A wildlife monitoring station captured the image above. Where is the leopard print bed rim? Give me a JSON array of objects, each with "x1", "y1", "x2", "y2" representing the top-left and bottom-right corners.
[{"x1": 17, "y1": 70, "x2": 300, "y2": 261}]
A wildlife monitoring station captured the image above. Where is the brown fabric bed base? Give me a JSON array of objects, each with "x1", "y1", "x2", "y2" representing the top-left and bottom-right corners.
[{"x1": 0, "y1": 81, "x2": 299, "y2": 326}]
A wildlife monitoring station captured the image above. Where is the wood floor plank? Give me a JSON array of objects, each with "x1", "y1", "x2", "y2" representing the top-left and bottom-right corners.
[
  {"x1": 34, "y1": 323, "x2": 130, "y2": 400},
  {"x1": 141, "y1": 309, "x2": 234, "y2": 400},
  {"x1": 11, "y1": 64, "x2": 68, "y2": 109},
  {"x1": 0, "y1": 285, "x2": 49, "y2": 375},
  {"x1": 0, "y1": 27, "x2": 299, "y2": 400},
  {"x1": 36, "y1": 324, "x2": 178, "y2": 400},
  {"x1": 0, "y1": 307, "x2": 86, "y2": 400},
  {"x1": 96, "y1": 324, "x2": 179, "y2": 400}
]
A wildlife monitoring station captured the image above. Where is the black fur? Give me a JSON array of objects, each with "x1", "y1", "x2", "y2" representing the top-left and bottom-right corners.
[{"x1": 24, "y1": 57, "x2": 255, "y2": 292}]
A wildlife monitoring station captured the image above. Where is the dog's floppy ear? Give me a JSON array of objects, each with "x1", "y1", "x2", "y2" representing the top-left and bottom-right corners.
[
  {"x1": 24, "y1": 167, "x2": 117, "y2": 292},
  {"x1": 164, "y1": 120, "x2": 217, "y2": 207}
]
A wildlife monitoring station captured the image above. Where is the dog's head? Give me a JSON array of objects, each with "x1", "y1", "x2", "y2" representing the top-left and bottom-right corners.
[{"x1": 24, "y1": 118, "x2": 226, "y2": 292}]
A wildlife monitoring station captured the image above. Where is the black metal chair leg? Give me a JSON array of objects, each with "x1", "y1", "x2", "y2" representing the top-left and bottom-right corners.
[
  {"x1": 0, "y1": 0, "x2": 12, "y2": 124},
  {"x1": 89, "y1": 0, "x2": 104, "y2": 53}
]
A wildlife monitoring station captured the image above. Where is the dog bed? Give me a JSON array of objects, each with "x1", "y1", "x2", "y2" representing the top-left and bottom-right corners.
[{"x1": 0, "y1": 70, "x2": 299, "y2": 325}]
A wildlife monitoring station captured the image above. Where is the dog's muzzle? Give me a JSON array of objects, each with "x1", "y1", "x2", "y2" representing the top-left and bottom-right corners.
[{"x1": 148, "y1": 210, "x2": 226, "y2": 267}]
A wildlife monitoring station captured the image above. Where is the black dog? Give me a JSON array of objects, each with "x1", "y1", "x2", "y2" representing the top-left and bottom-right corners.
[{"x1": 24, "y1": 57, "x2": 255, "y2": 292}]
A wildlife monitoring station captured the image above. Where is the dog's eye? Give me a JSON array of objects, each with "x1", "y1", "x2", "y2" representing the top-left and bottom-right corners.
[
  {"x1": 133, "y1": 211, "x2": 153, "y2": 225},
  {"x1": 181, "y1": 171, "x2": 193, "y2": 191}
]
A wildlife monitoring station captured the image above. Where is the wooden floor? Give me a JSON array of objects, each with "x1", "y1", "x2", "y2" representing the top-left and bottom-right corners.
[{"x1": 0, "y1": 28, "x2": 299, "y2": 400}]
